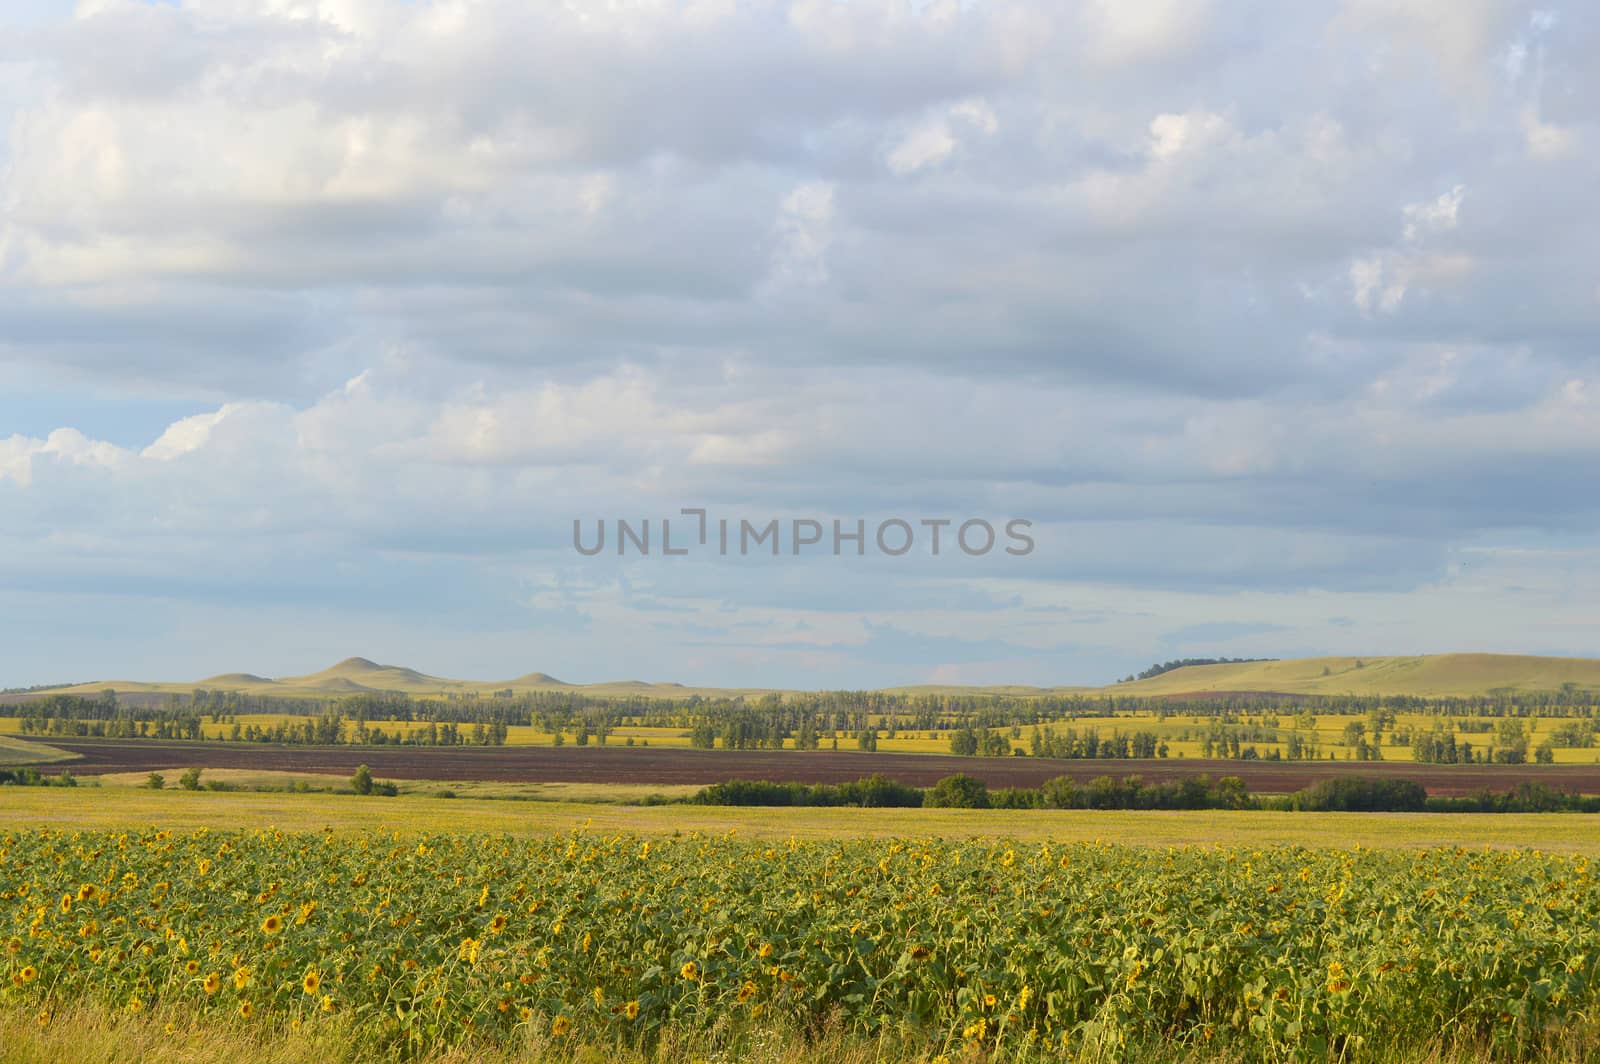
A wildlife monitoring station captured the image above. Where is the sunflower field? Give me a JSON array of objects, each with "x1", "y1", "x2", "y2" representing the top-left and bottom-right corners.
[{"x1": 2, "y1": 827, "x2": 1597, "y2": 1060}]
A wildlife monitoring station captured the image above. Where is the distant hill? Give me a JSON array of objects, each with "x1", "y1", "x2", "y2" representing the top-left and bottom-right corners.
[
  {"x1": 1111, "y1": 654, "x2": 1600, "y2": 698},
  {"x1": 507, "y1": 672, "x2": 569, "y2": 687},
  {"x1": 38, "y1": 658, "x2": 775, "y2": 701},
  {"x1": 19, "y1": 652, "x2": 1600, "y2": 703}
]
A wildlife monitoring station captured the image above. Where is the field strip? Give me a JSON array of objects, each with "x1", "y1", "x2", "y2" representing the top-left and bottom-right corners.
[{"x1": 3, "y1": 788, "x2": 1599, "y2": 852}]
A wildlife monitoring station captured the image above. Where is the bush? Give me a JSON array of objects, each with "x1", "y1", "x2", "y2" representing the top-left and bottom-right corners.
[
  {"x1": 352, "y1": 764, "x2": 373, "y2": 795},
  {"x1": 144, "y1": 773, "x2": 165, "y2": 790},
  {"x1": 1291, "y1": 776, "x2": 1427, "y2": 812},
  {"x1": 924, "y1": 774, "x2": 990, "y2": 809},
  {"x1": 178, "y1": 767, "x2": 202, "y2": 791}
]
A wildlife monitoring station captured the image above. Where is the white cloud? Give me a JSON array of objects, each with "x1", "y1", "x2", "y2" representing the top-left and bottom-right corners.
[
  {"x1": 142, "y1": 407, "x2": 233, "y2": 461},
  {"x1": 1, "y1": 428, "x2": 128, "y2": 486},
  {"x1": 1401, "y1": 185, "x2": 1466, "y2": 241},
  {"x1": 1521, "y1": 106, "x2": 1575, "y2": 159},
  {"x1": 1351, "y1": 186, "x2": 1476, "y2": 314},
  {"x1": 2, "y1": 0, "x2": 1600, "y2": 683},
  {"x1": 886, "y1": 98, "x2": 999, "y2": 175},
  {"x1": 1146, "y1": 110, "x2": 1229, "y2": 161},
  {"x1": 768, "y1": 181, "x2": 835, "y2": 286}
]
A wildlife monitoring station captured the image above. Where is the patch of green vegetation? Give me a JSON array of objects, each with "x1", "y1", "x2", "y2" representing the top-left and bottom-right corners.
[{"x1": 0, "y1": 733, "x2": 74, "y2": 766}]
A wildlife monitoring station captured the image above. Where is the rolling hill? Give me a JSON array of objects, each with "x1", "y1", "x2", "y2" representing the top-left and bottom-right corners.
[
  {"x1": 1109, "y1": 654, "x2": 1600, "y2": 699},
  {"x1": 16, "y1": 652, "x2": 1600, "y2": 703}
]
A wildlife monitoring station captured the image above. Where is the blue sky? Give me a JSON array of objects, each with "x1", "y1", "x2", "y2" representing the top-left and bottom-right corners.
[{"x1": 2, "y1": 0, "x2": 1598, "y2": 688}]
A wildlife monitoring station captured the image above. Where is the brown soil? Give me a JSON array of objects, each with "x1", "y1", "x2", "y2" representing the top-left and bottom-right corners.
[{"x1": 16, "y1": 738, "x2": 1600, "y2": 796}]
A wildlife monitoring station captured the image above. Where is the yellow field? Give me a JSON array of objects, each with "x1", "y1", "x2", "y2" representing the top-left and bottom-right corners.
[
  {"x1": 3, "y1": 787, "x2": 1600, "y2": 852},
  {"x1": 176, "y1": 718, "x2": 697, "y2": 748},
  {"x1": 869, "y1": 711, "x2": 1600, "y2": 763},
  {"x1": 20, "y1": 706, "x2": 1596, "y2": 764}
]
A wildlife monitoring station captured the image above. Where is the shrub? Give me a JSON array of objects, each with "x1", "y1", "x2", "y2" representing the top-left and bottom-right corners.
[{"x1": 924, "y1": 774, "x2": 990, "y2": 809}]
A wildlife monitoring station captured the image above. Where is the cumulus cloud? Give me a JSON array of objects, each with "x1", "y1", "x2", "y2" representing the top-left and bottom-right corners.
[{"x1": 2, "y1": 0, "x2": 1599, "y2": 684}]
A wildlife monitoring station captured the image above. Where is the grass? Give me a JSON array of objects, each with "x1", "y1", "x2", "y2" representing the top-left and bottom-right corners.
[
  {"x1": 0, "y1": 734, "x2": 74, "y2": 766},
  {"x1": 3, "y1": 1000, "x2": 1593, "y2": 1064},
  {"x1": 4, "y1": 787, "x2": 1600, "y2": 852},
  {"x1": 89, "y1": 768, "x2": 702, "y2": 804},
  {"x1": 1115, "y1": 653, "x2": 1600, "y2": 697}
]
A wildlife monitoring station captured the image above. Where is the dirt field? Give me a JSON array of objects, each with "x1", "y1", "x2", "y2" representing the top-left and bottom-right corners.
[{"x1": 13, "y1": 737, "x2": 1600, "y2": 795}]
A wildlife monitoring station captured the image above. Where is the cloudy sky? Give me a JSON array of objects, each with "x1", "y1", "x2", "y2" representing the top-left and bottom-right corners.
[{"x1": 2, "y1": 0, "x2": 1598, "y2": 688}]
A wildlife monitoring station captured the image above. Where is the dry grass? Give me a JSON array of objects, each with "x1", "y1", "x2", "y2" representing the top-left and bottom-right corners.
[{"x1": 2, "y1": 1002, "x2": 1594, "y2": 1064}]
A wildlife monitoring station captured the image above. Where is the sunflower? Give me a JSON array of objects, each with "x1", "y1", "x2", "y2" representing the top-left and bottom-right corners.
[
  {"x1": 238, "y1": 1002, "x2": 254, "y2": 1019},
  {"x1": 202, "y1": 972, "x2": 221, "y2": 995},
  {"x1": 624, "y1": 1000, "x2": 640, "y2": 1021},
  {"x1": 758, "y1": 943, "x2": 774, "y2": 959},
  {"x1": 518, "y1": 1007, "x2": 533, "y2": 1023},
  {"x1": 302, "y1": 969, "x2": 321, "y2": 995},
  {"x1": 260, "y1": 915, "x2": 283, "y2": 936},
  {"x1": 909, "y1": 945, "x2": 931, "y2": 961},
  {"x1": 185, "y1": 960, "x2": 201, "y2": 974},
  {"x1": 321, "y1": 995, "x2": 337, "y2": 1013},
  {"x1": 233, "y1": 966, "x2": 252, "y2": 990},
  {"x1": 736, "y1": 981, "x2": 758, "y2": 1003},
  {"x1": 680, "y1": 960, "x2": 699, "y2": 981},
  {"x1": 77, "y1": 884, "x2": 97, "y2": 901},
  {"x1": 5, "y1": 938, "x2": 21, "y2": 954},
  {"x1": 18, "y1": 966, "x2": 38, "y2": 984},
  {"x1": 487, "y1": 913, "x2": 507, "y2": 934},
  {"x1": 550, "y1": 1016, "x2": 571, "y2": 1037}
]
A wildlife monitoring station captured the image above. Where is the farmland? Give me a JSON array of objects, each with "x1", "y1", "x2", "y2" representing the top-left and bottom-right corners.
[
  {"x1": 6, "y1": 787, "x2": 1600, "y2": 852},
  {"x1": 7, "y1": 656, "x2": 1600, "y2": 1060},
  {"x1": 3, "y1": 817, "x2": 1598, "y2": 1062},
  {"x1": 16, "y1": 737, "x2": 1600, "y2": 796}
]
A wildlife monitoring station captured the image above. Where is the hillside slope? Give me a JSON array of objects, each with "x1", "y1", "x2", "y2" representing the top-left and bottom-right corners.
[
  {"x1": 1111, "y1": 654, "x2": 1600, "y2": 698},
  {"x1": 24, "y1": 652, "x2": 1600, "y2": 702}
]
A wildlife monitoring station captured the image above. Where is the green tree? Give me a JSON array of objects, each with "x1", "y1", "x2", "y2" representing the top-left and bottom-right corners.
[
  {"x1": 924, "y1": 774, "x2": 991, "y2": 809},
  {"x1": 948, "y1": 728, "x2": 979, "y2": 756},
  {"x1": 178, "y1": 767, "x2": 202, "y2": 791},
  {"x1": 352, "y1": 764, "x2": 374, "y2": 795}
]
